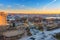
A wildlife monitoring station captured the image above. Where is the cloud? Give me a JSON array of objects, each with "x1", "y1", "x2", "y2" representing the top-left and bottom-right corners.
[
  {"x1": 5, "y1": 5, "x2": 12, "y2": 10},
  {"x1": 15, "y1": 4, "x2": 25, "y2": 7},
  {"x1": 7, "y1": 5, "x2": 12, "y2": 8},
  {"x1": 0, "y1": 4, "x2": 5, "y2": 10},
  {"x1": 0, "y1": 4, "x2": 3, "y2": 6},
  {"x1": 36, "y1": 3, "x2": 40, "y2": 6},
  {"x1": 14, "y1": 4, "x2": 25, "y2": 9},
  {"x1": 21, "y1": 5, "x2": 25, "y2": 7},
  {"x1": 42, "y1": 0, "x2": 57, "y2": 10},
  {"x1": 15, "y1": 4, "x2": 20, "y2": 6}
]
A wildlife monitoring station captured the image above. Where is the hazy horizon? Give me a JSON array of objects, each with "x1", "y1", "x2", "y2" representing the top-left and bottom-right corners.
[{"x1": 0, "y1": 0, "x2": 60, "y2": 14}]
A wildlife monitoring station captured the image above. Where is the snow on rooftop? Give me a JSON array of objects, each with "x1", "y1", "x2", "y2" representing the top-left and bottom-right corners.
[{"x1": 46, "y1": 17, "x2": 60, "y2": 19}]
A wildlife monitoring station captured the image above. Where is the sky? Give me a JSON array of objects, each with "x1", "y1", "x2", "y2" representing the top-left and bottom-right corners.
[{"x1": 0, "y1": 0, "x2": 60, "y2": 14}]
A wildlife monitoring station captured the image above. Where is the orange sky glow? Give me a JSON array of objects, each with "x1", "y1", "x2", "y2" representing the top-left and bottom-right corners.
[{"x1": 0, "y1": 9, "x2": 60, "y2": 14}]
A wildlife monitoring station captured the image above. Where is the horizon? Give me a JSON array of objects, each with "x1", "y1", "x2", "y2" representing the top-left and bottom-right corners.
[{"x1": 0, "y1": 0, "x2": 60, "y2": 14}]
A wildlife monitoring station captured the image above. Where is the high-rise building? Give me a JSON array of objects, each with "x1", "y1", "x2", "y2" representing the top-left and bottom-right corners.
[{"x1": 0, "y1": 12, "x2": 8, "y2": 25}]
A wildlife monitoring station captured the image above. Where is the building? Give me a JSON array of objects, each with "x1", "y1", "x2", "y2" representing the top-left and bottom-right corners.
[{"x1": 0, "y1": 12, "x2": 8, "y2": 25}]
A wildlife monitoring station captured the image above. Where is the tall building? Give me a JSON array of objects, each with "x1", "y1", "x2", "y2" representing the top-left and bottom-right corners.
[{"x1": 0, "y1": 12, "x2": 8, "y2": 25}]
